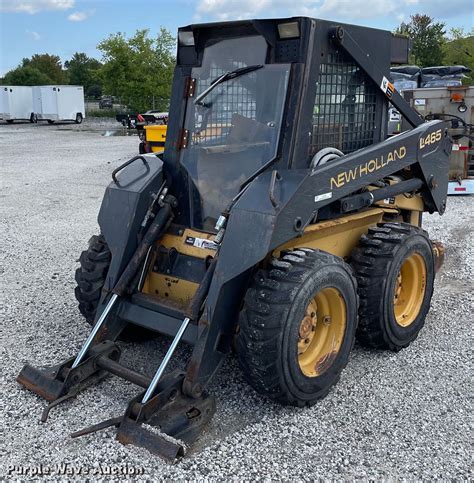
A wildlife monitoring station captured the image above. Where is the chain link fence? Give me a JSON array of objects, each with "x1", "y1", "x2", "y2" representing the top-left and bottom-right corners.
[{"x1": 85, "y1": 96, "x2": 170, "y2": 116}]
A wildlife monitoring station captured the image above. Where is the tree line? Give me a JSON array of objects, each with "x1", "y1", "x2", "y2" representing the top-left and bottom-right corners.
[
  {"x1": 396, "y1": 14, "x2": 473, "y2": 75},
  {"x1": 0, "y1": 15, "x2": 472, "y2": 113},
  {"x1": 0, "y1": 28, "x2": 175, "y2": 112}
]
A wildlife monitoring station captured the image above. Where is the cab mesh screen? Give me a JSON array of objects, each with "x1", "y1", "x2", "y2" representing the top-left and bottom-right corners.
[
  {"x1": 193, "y1": 64, "x2": 257, "y2": 145},
  {"x1": 311, "y1": 52, "x2": 377, "y2": 156}
]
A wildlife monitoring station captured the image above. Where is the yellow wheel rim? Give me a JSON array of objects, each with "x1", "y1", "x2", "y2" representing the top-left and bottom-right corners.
[
  {"x1": 393, "y1": 252, "x2": 427, "y2": 327},
  {"x1": 298, "y1": 287, "x2": 346, "y2": 377}
]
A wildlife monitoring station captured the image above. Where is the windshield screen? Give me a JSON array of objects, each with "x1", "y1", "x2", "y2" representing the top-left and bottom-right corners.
[{"x1": 180, "y1": 36, "x2": 290, "y2": 231}]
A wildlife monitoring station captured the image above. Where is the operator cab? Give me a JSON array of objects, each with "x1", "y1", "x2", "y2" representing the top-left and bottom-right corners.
[
  {"x1": 165, "y1": 18, "x2": 402, "y2": 232},
  {"x1": 180, "y1": 36, "x2": 290, "y2": 230}
]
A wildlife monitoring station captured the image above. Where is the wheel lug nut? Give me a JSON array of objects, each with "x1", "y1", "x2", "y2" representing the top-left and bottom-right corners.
[{"x1": 323, "y1": 315, "x2": 331, "y2": 325}]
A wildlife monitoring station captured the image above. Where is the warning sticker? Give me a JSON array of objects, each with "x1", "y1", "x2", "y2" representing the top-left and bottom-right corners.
[
  {"x1": 380, "y1": 76, "x2": 395, "y2": 99},
  {"x1": 314, "y1": 192, "x2": 333, "y2": 203},
  {"x1": 185, "y1": 236, "x2": 218, "y2": 251}
]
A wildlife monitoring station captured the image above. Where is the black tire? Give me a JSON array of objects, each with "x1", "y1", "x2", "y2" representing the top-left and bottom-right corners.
[
  {"x1": 75, "y1": 113, "x2": 83, "y2": 124},
  {"x1": 138, "y1": 141, "x2": 146, "y2": 154},
  {"x1": 47, "y1": 120, "x2": 55, "y2": 124},
  {"x1": 75, "y1": 235, "x2": 111, "y2": 325},
  {"x1": 237, "y1": 248, "x2": 358, "y2": 406},
  {"x1": 30, "y1": 113, "x2": 37, "y2": 123},
  {"x1": 74, "y1": 234, "x2": 156, "y2": 342},
  {"x1": 351, "y1": 222, "x2": 435, "y2": 351},
  {"x1": 6, "y1": 120, "x2": 14, "y2": 124}
]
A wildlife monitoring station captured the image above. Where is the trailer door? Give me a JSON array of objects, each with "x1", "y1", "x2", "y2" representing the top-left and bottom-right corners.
[
  {"x1": 0, "y1": 87, "x2": 10, "y2": 119},
  {"x1": 42, "y1": 87, "x2": 58, "y2": 120}
]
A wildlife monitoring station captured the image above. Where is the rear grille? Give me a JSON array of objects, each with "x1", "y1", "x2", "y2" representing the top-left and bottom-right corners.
[{"x1": 310, "y1": 52, "x2": 377, "y2": 156}]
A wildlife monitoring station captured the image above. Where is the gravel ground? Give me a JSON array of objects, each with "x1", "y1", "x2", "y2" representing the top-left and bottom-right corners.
[{"x1": 0, "y1": 122, "x2": 472, "y2": 480}]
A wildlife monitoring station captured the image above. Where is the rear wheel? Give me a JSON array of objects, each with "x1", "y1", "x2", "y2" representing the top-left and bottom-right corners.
[
  {"x1": 351, "y1": 222, "x2": 435, "y2": 351},
  {"x1": 6, "y1": 120, "x2": 14, "y2": 124},
  {"x1": 75, "y1": 113, "x2": 83, "y2": 124},
  {"x1": 238, "y1": 248, "x2": 358, "y2": 406},
  {"x1": 47, "y1": 120, "x2": 55, "y2": 124}
]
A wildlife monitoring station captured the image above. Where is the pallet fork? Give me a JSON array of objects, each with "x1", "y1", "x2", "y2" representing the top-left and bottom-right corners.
[{"x1": 17, "y1": 195, "x2": 217, "y2": 460}]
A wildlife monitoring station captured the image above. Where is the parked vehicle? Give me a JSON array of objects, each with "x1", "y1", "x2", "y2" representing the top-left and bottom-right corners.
[
  {"x1": 139, "y1": 124, "x2": 168, "y2": 153},
  {"x1": 142, "y1": 110, "x2": 169, "y2": 124},
  {"x1": 0, "y1": 86, "x2": 35, "y2": 123},
  {"x1": 99, "y1": 96, "x2": 113, "y2": 109},
  {"x1": 402, "y1": 86, "x2": 474, "y2": 194},
  {"x1": 33, "y1": 85, "x2": 85, "y2": 124},
  {"x1": 18, "y1": 17, "x2": 451, "y2": 459}
]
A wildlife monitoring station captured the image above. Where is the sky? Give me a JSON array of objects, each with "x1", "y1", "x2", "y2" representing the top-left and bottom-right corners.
[{"x1": 0, "y1": 0, "x2": 472, "y2": 75}]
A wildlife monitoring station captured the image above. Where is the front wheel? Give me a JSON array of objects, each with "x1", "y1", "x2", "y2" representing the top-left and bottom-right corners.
[
  {"x1": 47, "y1": 120, "x2": 55, "y2": 124},
  {"x1": 237, "y1": 248, "x2": 358, "y2": 406}
]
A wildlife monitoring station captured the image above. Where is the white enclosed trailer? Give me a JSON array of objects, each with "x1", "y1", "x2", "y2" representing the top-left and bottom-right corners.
[
  {"x1": 33, "y1": 85, "x2": 85, "y2": 123},
  {"x1": 0, "y1": 86, "x2": 35, "y2": 123}
]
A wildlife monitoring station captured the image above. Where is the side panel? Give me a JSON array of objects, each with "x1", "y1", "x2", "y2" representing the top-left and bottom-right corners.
[
  {"x1": 38, "y1": 87, "x2": 58, "y2": 120},
  {"x1": 10, "y1": 87, "x2": 33, "y2": 119},
  {"x1": 1, "y1": 86, "x2": 33, "y2": 120},
  {"x1": 98, "y1": 155, "x2": 164, "y2": 291},
  {"x1": 57, "y1": 86, "x2": 85, "y2": 120},
  {"x1": 0, "y1": 87, "x2": 10, "y2": 118},
  {"x1": 274, "y1": 208, "x2": 386, "y2": 258}
]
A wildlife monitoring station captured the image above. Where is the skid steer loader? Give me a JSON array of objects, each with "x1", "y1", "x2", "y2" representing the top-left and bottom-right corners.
[{"x1": 18, "y1": 17, "x2": 451, "y2": 460}]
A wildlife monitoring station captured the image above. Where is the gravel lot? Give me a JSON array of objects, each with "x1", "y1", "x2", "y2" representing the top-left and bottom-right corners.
[{"x1": 1, "y1": 120, "x2": 472, "y2": 480}]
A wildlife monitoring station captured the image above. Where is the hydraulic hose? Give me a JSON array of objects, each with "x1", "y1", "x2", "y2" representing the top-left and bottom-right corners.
[{"x1": 113, "y1": 201, "x2": 173, "y2": 297}]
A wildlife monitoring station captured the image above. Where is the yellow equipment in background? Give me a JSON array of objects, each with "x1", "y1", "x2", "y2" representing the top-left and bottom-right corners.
[{"x1": 139, "y1": 124, "x2": 167, "y2": 153}]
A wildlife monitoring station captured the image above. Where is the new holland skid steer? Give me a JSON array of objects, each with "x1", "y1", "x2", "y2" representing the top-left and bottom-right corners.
[{"x1": 18, "y1": 17, "x2": 451, "y2": 459}]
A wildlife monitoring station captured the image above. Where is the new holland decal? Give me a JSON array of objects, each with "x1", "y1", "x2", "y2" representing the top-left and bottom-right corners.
[{"x1": 330, "y1": 146, "x2": 407, "y2": 189}]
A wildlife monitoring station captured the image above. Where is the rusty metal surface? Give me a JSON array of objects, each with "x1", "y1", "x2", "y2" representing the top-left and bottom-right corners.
[
  {"x1": 17, "y1": 363, "x2": 69, "y2": 402},
  {"x1": 96, "y1": 355, "x2": 151, "y2": 388},
  {"x1": 117, "y1": 418, "x2": 184, "y2": 461},
  {"x1": 71, "y1": 416, "x2": 122, "y2": 439},
  {"x1": 315, "y1": 350, "x2": 338, "y2": 375},
  {"x1": 432, "y1": 240, "x2": 446, "y2": 273}
]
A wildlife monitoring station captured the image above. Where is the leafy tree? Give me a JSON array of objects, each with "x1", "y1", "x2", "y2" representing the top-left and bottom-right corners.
[
  {"x1": 98, "y1": 28, "x2": 175, "y2": 112},
  {"x1": 396, "y1": 14, "x2": 446, "y2": 67},
  {"x1": 64, "y1": 52, "x2": 102, "y2": 93},
  {"x1": 2, "y1": 65, "x2": 53, "y2": 85},
  {"x1": 22, "y1": 54, "x2": 67, "y2": 83},
  {"x1": 87, "y1": 84, "x2": 103, "y2": 98},
  {"x1": 443, "y1": 28, "x2": 474, "y2": 84}
]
